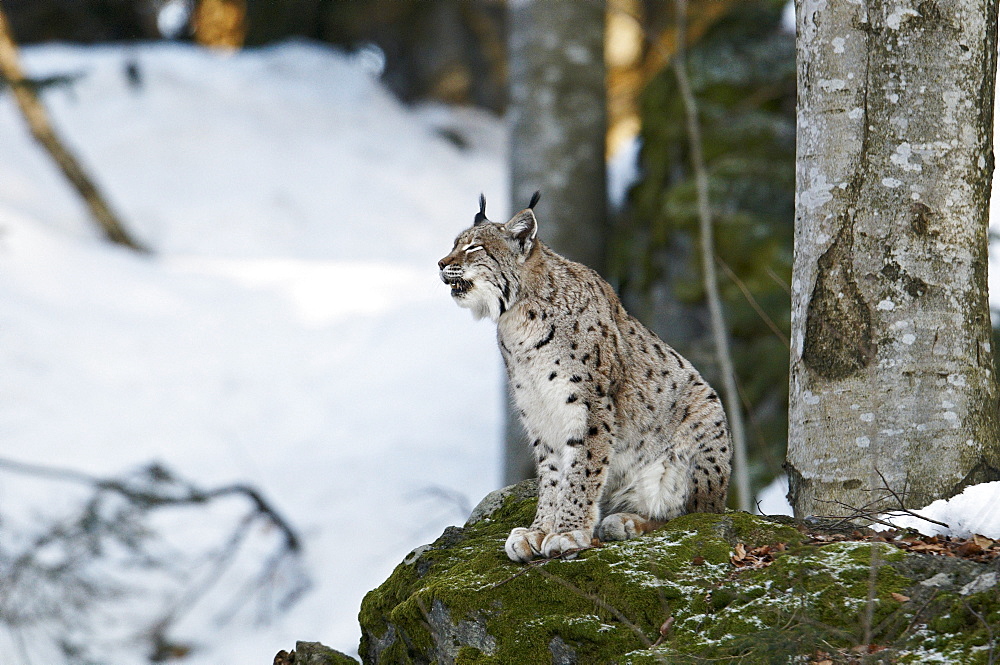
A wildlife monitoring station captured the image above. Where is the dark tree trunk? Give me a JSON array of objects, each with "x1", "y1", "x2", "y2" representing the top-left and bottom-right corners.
[{"x1": 504, "y1": 0, "x2": 607, "y2": 484}]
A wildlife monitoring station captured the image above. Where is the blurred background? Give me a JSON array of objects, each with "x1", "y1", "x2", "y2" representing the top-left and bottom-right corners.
[{"x1": 0, "y1": 0, "x2": 983, "y2": 663}]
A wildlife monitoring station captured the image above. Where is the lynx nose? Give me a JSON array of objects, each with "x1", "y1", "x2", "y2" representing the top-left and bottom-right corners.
[{"x1": 438, "y1": 255, "x2": 455, "y2": 270}]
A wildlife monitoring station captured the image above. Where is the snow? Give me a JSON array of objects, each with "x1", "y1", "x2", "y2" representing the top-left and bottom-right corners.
[
  {"x1": 754, "y1": 475, "x2": 794, "y2": 517},
  {"x1": 881, "y1": 481, "x2": 1000, "y2": 540},
  {"x1": 0, "y1": 41, "x2": 505, "y2": 663},
  {"x1": 607, "y1": 134, "x2": 641, "y2": 209}
]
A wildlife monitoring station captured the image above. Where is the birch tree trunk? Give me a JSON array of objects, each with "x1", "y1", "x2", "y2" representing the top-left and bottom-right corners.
[
  {"x1": 504, "y1": 0, "x2": 607, "y2": 484},
  {"x1": 788, "y1": 0, "x2": 1000, "y2": 517}
]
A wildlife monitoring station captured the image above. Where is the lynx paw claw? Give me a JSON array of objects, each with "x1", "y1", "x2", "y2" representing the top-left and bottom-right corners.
[
  {"x1": 505, "y1": 527, "x2": 546, "y2": 563},
  {"x1": 541, "y1": 530, "x2": 593, "y2": 559}
]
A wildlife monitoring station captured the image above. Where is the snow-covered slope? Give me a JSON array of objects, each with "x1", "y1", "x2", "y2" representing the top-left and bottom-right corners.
[{"x1": 0, "y1": 42, "x2": 506, "y2": 662}]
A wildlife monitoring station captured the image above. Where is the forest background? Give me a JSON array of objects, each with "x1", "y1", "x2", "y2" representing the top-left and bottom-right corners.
[
  {"x1": 4, "y1": 0, "x2": 805, "y2": 502},
  {"x1": 0, "y1": 0, "x2": 997, "y2": 663}
]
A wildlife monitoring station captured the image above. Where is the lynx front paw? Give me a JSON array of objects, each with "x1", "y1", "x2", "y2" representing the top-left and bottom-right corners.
[
  {"x1": 505, "y1": 527, "x2": 546, "y2": 563},
  {"x1": 540, "y1": 530, "x2": 593, "y2": 559}
]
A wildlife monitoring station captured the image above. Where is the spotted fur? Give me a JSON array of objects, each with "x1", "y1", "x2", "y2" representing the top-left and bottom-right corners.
[{"x1": 438, "y1": 194, "x2": 732, "y2": 562}]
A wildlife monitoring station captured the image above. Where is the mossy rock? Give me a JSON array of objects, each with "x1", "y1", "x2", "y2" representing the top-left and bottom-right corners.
[{"x1": 358, "y1": 481, "x2": 1000, "y2": 664}]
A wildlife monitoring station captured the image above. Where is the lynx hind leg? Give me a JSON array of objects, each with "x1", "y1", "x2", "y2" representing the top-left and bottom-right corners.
[
  {"x1": 597, "y1": 513, "x2": 665, "y2": 542},
  {"x1": 686, "y1": 431, "x2": 732, "y2": 514}
]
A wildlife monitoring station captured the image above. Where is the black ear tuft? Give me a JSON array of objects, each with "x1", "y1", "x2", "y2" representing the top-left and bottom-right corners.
[
  {"x1": 528, "y1": 191, "x2": 541, "y2": 210},
  {"x1": 473, "y1": 193, "x2": 489, "y2": 225}
]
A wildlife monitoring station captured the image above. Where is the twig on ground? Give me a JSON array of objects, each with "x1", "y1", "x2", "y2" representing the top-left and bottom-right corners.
[
  {"x1": 964, "y1": 599, "x2": 997, "y2": 665},
  {"x1": 532, "y1": 565, "x2": 655, "y2": 649},
  {"x1": 810, "y1": 466, "x2": 949, "y2": 531}
]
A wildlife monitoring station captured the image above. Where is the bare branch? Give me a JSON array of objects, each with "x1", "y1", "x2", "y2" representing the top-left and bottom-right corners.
[
  {"x1": 810, "y1": 466, "x2": 950, "y2": 530},
  {"x1": 717, "y1": 256, "x2": 790, "y2": 349},
  {"x1": 0, "y1": 456, "x2": 308, "y2": 662},
  {"x1": 671, "y1": 0, "x2": 750, "y2": 512},
  {"x1": 0, "y1": 7, "x2": 148, "y2": 252}
]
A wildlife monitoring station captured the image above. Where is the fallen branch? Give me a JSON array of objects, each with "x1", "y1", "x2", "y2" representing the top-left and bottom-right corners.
[{"x1": 0, "y1": 7, "x2": 148, "y2": 252}]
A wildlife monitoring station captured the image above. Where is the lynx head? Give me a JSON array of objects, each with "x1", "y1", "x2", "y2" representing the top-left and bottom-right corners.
[{"x1": 438, "y1": 192, "x2": 540, "y2": 322}]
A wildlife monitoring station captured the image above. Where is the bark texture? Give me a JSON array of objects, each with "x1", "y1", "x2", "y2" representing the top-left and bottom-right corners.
[
  {"x1": 504, "y1": 0, "x2": 608, "y2": 484},
  {"x1": 788, "y1": 0, "x2": 1000, "y2": 517},
  {"x1": 507, "y1": 0, "x2": 607, "y2": 270}
]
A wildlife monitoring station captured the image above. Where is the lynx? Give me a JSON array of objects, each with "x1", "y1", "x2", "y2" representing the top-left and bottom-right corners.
[{"x1": 438, "y1": 193, "x2": 732, "y2": 562}]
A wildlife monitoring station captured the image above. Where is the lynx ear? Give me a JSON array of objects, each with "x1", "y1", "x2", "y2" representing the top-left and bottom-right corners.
[
  {"x1": 473, "y1": 193, "x2": 489, "y2": 225},
  {"x1": 504, "y1": 208, "x2": 537, "y2": 252}
]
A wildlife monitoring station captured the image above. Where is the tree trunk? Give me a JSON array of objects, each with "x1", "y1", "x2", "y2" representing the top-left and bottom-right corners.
[
  {"x1": 787, "y1": 0, "x2": 1000, "y2": 517},
  {"x1": 504, "y1": 0, "x2": 608, "y2": 484},
  {"x1": 192, "y1": 0, "x2": 246, "y2": 49}
]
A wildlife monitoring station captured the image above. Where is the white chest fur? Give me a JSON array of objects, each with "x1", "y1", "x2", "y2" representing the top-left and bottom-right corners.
[
  {"x1": 513, "y1": 362, "x2": 587, "y2": 446},
  {"x1": 499, "y1": 319, "x2": 587, "y2": 447}
]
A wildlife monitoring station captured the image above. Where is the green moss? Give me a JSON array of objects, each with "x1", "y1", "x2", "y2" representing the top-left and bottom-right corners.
[{"x1": 360, "y1": 493, "x2": 1000, "y2": 664}]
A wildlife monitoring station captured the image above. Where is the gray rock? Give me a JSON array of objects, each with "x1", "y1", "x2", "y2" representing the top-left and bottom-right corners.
[
  {"x1": 292, "y1": 640, "x2": 359, "y2": 665},
  {"x1": 358, "y1": 488, "x2": 1000, "y2": 664},
  {"x1": 465, "y1": 478, "x2": 538, "y2": 526}
]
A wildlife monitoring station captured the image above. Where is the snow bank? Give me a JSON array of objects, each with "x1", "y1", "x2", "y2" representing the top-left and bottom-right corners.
[
  {"x1": 755, "y1": 474, "x2": 794, "y2": 517},
  {"x1": 0, "y1": 41, "x2": 506, "y2": 663},
  {"x1": 882, "y1": 481, "x2": 1000, "y2": 540}
]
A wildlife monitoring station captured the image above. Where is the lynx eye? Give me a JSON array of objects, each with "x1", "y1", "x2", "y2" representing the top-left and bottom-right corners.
[{"x1": 464, "y1": 244, "x2": 484, "y2": 254}]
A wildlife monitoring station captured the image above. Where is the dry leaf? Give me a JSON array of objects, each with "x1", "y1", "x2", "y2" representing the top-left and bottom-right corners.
[
  {"x1": 955, "y1": 541, "x2": 984, "y2": 557},
  {"x1": 890, "y1": 592, "x2": 910, "y2": 602},
  {"x1": 972, "y1": 534, "x2": 995, "y2": 549}
]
